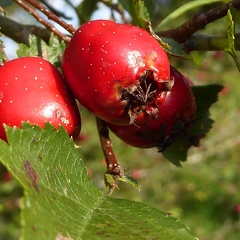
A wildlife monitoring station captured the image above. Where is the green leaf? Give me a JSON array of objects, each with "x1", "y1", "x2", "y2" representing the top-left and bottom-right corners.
[
  {"x1": 162, "y1": 140, "x2": 189, "y2": 167},
  {"x1": 0, "y1": 38, "x2": 6, "y2": 64},
  {"x1": 154, "y1": 0, "x2": 228, "y2": 31},
  {"x1": 75, "y1": 0, "x2": 99, "y2": 24},
  {"x1": 225, "y1": 9, "x2": 240, "y2": 72},
  {"x1": 192, "y1": 84, "x2": 223, "y2": 117},
  {"x1": 16, "y1": 34, "x2": 66, "y2": 67},
  {"x1": 160, "y1": 37, "x2": 188, "y2": 58},
  {"x1": 127, "y1": 0, "x2": 151, "y2": 28},
  {"x1": 0, "y1": 0, "x2": 12, "y2": 7},
  {"x1": 142, "y1": 0, "x2": 155, "y2": 20},
  {"x1": 160, "y1": 84, "x2": 223, "y2": 166},
  {"x1": 0, "y1": 123, "x2": 197, "y2": 239}
]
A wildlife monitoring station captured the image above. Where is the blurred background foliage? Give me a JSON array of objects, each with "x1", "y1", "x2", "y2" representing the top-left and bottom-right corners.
[{"x1": 0, "y1": 0, "x2": 240, "y2": 239}]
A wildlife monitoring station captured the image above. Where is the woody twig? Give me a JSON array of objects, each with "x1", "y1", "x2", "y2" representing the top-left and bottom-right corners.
[{"x1": 12, "y1": 0, "x2": 72, "y2": 43}]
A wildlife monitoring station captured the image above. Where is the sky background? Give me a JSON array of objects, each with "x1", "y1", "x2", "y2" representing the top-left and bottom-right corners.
[{"x1": 3, "y1": 0, "x2": 123, "y2": 59}]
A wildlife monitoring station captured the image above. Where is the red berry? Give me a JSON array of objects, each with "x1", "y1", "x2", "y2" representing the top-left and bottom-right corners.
[
  {"x1": 0, "y1": 57, "x2": 81, "y2": 141},
  {"x1": 107, "y1": 66, "x2": 196, "y2": 148},
  {"x1": 62, "y1": 20, "x2": 170, "y2": 125}
]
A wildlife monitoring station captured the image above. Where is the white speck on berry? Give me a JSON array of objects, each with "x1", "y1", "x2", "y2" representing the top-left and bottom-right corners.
[
  {"x1": 61, "y1": 117, "x2": 70, "y2": 125},
  {"x1": 100, "y1": 48, "x2": 108, "y2": 54}
]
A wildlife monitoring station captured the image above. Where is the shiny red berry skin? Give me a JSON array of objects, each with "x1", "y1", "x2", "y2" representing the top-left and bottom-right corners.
[
  {"x1": 62, "y1": 20, "x2": 170, "y2": 125},
  {"x1": 107, "y1": 66, "x2": 196, "y2": 148},
  {"x1": 0, "y1": 57, "x2": 81, "y2": 141}
]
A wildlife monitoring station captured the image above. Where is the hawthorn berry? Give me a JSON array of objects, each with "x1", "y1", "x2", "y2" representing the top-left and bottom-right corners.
[
  {"x1": 0, "y1": 57, "x2": 81, "y2": 141},
  {"x1": 62, "y1": 20, "x2": 171, "y2": 125},
  {"x1": 107, "y1": 66, "x2": 196, "y2": 149}
]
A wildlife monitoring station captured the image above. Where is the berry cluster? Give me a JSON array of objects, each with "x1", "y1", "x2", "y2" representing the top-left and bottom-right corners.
[
  {"x1": 62, "y1": 20, "x2": 196, "y2": 149},
  {"x1": 0, "y1": 20, "x2": 196, "y2": 153}
]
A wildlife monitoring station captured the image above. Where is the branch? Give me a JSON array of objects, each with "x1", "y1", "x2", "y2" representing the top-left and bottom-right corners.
[
  {"x1": 233, "y1": 0, "x2": 240, "y2": 8},
  {"x1": 0, "y1": 15, "x2": 51, "y2": 45},
  {"x1": 24, "y1": 0, "x2": 76, "y2": 34},
  {"x1": 157, "y1": 1, "x2": 234, "y2": 43},
  {"x1": 182, "y1": 33, "x2": 240, "y2": 52},
  {"x1": 12, "y1": 0, "x2": 71, "y2": 43}
]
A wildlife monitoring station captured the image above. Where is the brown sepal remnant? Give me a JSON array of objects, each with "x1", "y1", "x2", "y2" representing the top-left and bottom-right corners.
[{"x1": 121, "y1": 70, "x2": 173, "y2": 124}]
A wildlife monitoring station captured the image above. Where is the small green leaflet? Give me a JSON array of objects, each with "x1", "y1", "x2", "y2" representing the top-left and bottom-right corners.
[
  {"x1": 126, "y1": 0, "x2": 151, "y2": 29},
  {"x1": 0, "y1": 37, "x2": 6, "y2": 65},
  {"x1": 225, "y1": 9, "x2": 240, "y2": 72},
  {"x1": 17, "y1": 34, "x2": 66, "y2": 67},
  {"x1": 160, "y1": 37, "x2": 187, "y2": 58},
  {"x1": 76, "y1": 0, "x2": 99, "y2": 24}
]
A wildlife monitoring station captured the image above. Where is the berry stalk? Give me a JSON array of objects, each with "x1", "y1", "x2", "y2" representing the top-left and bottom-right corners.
[{"x1": 96, "y1": 117, "x2": 124, "y2": 180}]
